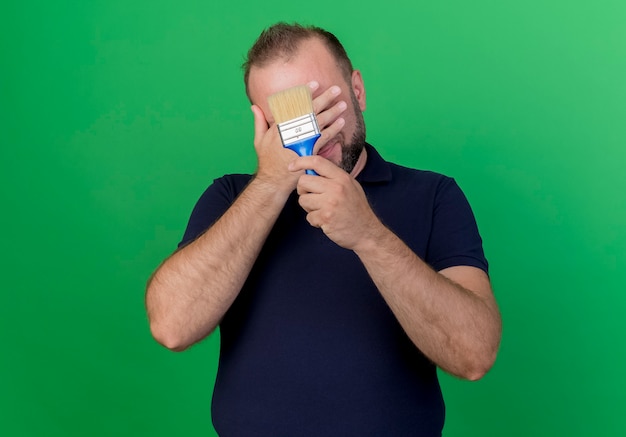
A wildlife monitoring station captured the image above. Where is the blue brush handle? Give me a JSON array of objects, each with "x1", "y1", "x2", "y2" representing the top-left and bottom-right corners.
[{"x1": 285, "y1": 134, "x2": 320, "y2": 176}]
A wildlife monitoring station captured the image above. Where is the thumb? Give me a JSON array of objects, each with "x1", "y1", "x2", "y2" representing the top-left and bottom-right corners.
[{"x1": 251, "y1": 105, "x2": 269, "y2": 145}]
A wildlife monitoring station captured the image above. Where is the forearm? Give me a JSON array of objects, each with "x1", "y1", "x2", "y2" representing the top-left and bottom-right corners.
[
  {"x1": 146, "y1": 177, "x2": 292, "y2": 351},
  {"x1": 354, "y1": 224, "x2": 501, "y2": 380}
]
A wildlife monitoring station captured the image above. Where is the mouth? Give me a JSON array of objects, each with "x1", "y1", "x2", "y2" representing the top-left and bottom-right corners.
[{"x1": 317, "y1": 137, "x2": 340, "y2": 159}]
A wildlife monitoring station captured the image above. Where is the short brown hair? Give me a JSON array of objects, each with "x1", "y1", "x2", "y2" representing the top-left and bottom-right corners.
[{"x1": 243, "y1": 23, "x2": 354, "y2": 99}]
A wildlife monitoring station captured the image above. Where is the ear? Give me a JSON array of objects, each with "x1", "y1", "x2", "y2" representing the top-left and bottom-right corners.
[{"x1": 351, "y1": 70, "x2": 366, "y2": 111}]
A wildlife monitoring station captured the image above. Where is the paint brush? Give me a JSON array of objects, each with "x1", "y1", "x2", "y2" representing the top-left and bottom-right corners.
[{"x1": 268, "y1": 85, "x2": 320, "y2": 175}]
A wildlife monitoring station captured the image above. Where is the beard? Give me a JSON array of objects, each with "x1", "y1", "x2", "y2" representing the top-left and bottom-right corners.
[{"x1": 338, "y1": 91, "x2": 367, "y2": 174}]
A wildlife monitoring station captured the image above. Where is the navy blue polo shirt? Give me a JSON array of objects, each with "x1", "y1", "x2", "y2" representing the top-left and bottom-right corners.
[{"x1": 179, "y1": 144, "x2": 488, "y2": 437}]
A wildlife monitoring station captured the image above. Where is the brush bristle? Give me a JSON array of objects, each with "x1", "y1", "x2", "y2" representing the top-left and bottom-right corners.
[{"x1": 267, "y1": 85, "x2": 315, "y2": 124}]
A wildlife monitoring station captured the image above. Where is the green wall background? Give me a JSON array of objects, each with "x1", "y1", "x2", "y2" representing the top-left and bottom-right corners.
[{"x1": 2, "y1": 1, "x2": 625, "y2": 435}]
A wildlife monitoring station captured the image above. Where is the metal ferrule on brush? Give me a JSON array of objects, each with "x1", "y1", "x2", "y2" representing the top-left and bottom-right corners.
[
  {"x1": 277, "y1": 113, "x2": 320, "y2": 154},
  {"x1": 276, "y1": 113, "x2": 321, "y2": 175}
]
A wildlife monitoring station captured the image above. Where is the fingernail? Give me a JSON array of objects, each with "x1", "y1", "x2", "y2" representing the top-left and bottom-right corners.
[
  {"x1": 308, "y1": 81, "x2": 319, "y2": 90},
  {"x1": 331, "y1": 86, "x2": 341, "y2": 95},
  {"x1": 338, "y1": 101, "x2": 347, "y2": 111}
]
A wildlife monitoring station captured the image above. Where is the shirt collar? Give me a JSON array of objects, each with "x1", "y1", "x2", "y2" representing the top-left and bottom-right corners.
[{"x1": 356, "y1": 143, "x2": 393, "y2": 184}]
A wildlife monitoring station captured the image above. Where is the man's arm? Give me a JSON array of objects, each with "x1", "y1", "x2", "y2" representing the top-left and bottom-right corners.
[
  {"x1": 291, "y1": 156, "x2": 502, "y2": 380},
  {"x1": 146, "y1": 174, "x2": 293, "y2": 351},
  {"x1": 146, "y1": 84, "x2": 348, "y2": 351},
  {"x1": 145, "y1": 111, "x2": 295, "y2": 350},
  {"x1": 354, "y1": 233, "x2": 500, "y2": 381}
]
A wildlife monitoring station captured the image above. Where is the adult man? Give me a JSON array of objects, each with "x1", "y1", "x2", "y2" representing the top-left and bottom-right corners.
[{"x1": 146, "y1": 23, "x2": 501, "y2": 436}]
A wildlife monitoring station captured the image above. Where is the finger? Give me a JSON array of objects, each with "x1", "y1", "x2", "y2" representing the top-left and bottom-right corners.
[
  {"x1": 306, "y1": 213, "x2": 324, "y2": 230},
  {"x1": 312, "y1": 116, "x2": 345, "y2": 154},
  {"x1": 315, "y1": 100, "x2": 347, "y2": 131},
  {"x1": 297, "y1": 191, "x2": 320, "y2": 212},
  {"x1": 311, "y1": 85, "x2": 342, "y2": 116},
  {"x1": 305, "y1": 210, "x2": 328, "y2": 231},
  {"x1": 290, "y1": 155, "x2": 344, "y2": 178},
  {"x1": 296, "y1": 173, "x2": 328, "y2": 195},
  {"x1": 305, "y1": 211, "x2": 322, "y2": 229},
  {"x1": 307, "y1": 80, "x2": 320, "y2": 93}
]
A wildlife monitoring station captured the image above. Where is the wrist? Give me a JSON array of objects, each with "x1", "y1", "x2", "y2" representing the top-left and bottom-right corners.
[
  {"x1": 249, "y1": 173, "x2": 294, "y2": 203},
  {"x1": 352, "y1": 220, "x2": 391, "y2": 255}
]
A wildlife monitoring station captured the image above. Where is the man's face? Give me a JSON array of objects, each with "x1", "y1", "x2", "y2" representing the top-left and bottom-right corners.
[{"x1": 247, "y1": 38, "x2": 367, "y2": 174}]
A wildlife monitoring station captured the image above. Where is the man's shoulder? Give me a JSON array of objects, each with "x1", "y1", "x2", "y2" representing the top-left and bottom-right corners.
[
  {"x1": 386, "y1": 160, "x2": 455, "y2": 192},
  {"x1": 209, "y1": 173, "x2": 254, "y2": 194},
  {"x1": 363, "y1": 143, "x2": 452, "y2": 188},
  {"x1": 191, "y1": 173, "x2": 253, "y2": 208},
  {"x1": 389, "y1": 161, "x2": 449, "y2": 179},
  {"x1": 215, "y1": 173, "x2": 254, "y2": 184}
]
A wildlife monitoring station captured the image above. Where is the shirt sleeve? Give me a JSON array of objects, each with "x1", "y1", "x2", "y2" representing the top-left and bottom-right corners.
[
  {"x1": 426, "y1": 177, "x2": 489, "y2": 273},
  {"x1": 178, "y1": 174, "x2": 252, "y2": 248}
]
